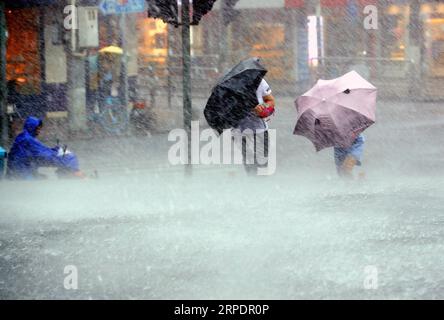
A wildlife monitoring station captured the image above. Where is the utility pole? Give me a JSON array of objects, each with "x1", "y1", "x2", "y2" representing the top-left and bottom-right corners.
[
  {"x1": 119, "y1": 12, "x2": 128, "y2": 110},
  {"x1": 182, "y1": 0, "x2": 192, "y2": 171},
  {"x1": 409, "y1": 0, "x2": 424, "y2": 100},
  {"x1": 316, "y1": 0, "x2": 323, "y2": 68},
  {"x1": 167, "y1": 24, "x2": 174, "y2": 110},
  {"x1": 219, "y1": 0, "x2": 228, "y2": 73},
  {"x1": 66, "y1": 0, "x2": 87, "y2": 135},
  {"x1": 297, "y1": 0, "x2": 310, "y2": 92},
  {"x1": 0, "y1": 2, "x2": 8, "y2": 147}
]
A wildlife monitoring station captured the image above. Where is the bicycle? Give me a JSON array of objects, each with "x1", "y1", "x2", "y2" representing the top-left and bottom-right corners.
[{"x1": 88, "y1": 95, "x2": 129, "y2": 136}]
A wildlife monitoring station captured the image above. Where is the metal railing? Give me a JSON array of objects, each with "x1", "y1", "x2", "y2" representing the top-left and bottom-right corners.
[
  {"x1": 135, "y1": 54, "x2": 221, "y2": 109},
  {"x1": 138, "y1": 53, "x2": 220, "y2": 88}
]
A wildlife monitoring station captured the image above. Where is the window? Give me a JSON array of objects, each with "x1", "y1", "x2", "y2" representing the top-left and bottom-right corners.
[
  {"x1": 382, "y1": 4, "x2": 409, "y2": 61},
  {"x1": 6, "y1": 8, "x2": 41, "y2": 95},
  {"x1": 422, "y1": 3, "x2": 444, "y2": 77}
]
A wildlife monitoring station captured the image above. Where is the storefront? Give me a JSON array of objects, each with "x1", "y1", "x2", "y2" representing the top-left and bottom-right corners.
[
  {"x1": 225, "y1": 6, "x2": 297, "y2": 92},
  {"x1": 380, "y1": 0, "x2": 444, "y2": 97},
  {"x1": 422, "y1": 2, "x2": 444, "y2": 78},
  {"x1": 381, "y1": 2, "x2": 410, "y2": 60},
  {"x1": 137, "y1": 17, "x2": 168, "y2": 67},
  {"x1": 4, "y1": 0, "x2": 71, "y2": 120},
  {"x1": 4, "y1": 6, "x2": 46, "y2": 118},
  {"x1": 232, "y1": 11, "x2": 288, "y2": 81},
  {"x1": 6, "y1": 8, "x2": 41, "y2": 96}
]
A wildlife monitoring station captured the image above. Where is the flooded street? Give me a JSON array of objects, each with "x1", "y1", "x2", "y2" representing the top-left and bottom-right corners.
[{"x1": 1, "y1": 99, "x2": 443, "y2": 299}]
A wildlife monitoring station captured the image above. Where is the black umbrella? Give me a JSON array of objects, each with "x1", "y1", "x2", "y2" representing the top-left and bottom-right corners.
[{"x1": 204, "y1": 58, "x2": 267, "y2": 134}]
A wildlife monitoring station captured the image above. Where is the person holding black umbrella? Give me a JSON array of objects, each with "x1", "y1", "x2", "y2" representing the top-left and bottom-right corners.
[
  {"x1": 236, "y1": 77, "x2": 275, "y2": 175},
  {"x1": 204, "y1": 57, "x2": 275, "y2": 176}
]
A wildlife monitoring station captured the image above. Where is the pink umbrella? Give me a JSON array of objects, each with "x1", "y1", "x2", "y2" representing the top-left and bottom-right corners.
[{"x1": 294, "y1": 70, "x2": 377, "y2": 151}]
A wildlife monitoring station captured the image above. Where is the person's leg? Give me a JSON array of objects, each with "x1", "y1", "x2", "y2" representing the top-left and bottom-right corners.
[
  {"x1": 334, "y1": 147, "x2": 356, "y2": 178},
  {"x1": 334, "y1": 147, "x2": 345, "y2": 176},
  {"x1": 339, "y1": 155, "x2": 357, "y2": 178},
  {"x1": 242, "y1": 134, "x2": 256, "y2": 175},
  {"x1": 255, "y1": 130, "x2": 269, "y2": 170}
]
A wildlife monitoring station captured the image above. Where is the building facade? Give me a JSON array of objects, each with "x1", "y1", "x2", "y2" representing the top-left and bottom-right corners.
[
  {"x1": 1, "y1": 0, "x2": 443, "y2": 138},
  {"x1": 209, "y1": 0, "x2": 444, "y2": 97}
]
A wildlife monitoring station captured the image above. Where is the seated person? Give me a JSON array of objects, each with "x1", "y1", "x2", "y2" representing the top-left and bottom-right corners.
[{"x1": 6, "y1": 116, "x2": 84, "y2": 180}]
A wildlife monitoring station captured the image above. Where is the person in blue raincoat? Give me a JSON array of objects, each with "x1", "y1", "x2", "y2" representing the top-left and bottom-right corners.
[
  {"x1": 6, "y1": 116, "x2": 84, "y2": 180},
  {"x1": 334, "y1": 133, "x2": 365, "y2": 178}
]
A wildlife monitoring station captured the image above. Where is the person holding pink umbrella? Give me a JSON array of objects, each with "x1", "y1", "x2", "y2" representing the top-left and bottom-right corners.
[{"x1": 294, "y1": 71, "x2": 377, "y2": 178}]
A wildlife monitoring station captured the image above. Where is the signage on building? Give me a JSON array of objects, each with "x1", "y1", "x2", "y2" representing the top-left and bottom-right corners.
[
  {"x1": 78, "y1": 7, "x2": 99, "y2": 47},
  {"x1": 99, "y1": 0, "x2": 145, "y2": 15}
]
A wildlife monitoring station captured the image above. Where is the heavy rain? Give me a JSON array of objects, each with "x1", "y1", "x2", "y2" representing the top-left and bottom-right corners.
[{"x1": 0, "y1": 0, "x2": 443, "y2": 300}]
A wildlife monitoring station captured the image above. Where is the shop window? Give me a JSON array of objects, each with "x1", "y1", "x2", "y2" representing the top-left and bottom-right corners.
[
  {"x1": 6, "y1": 8, "x2": 41, "y2": 95},
  {"x1": 191, "y1": 25, "x2": 204, "y2": 57},
  {"x1": 241, "y1": 22, "x2": 286, "y2": 80},
  {"x1": 383, "y1": 4, "x2": 409, "y2": 61},
  {"x1": 422, "y1": 3, "x2": 444, "y2": 77},
  {"x1": 138, "y1": 18, "x2": 168, "y2": 65}
]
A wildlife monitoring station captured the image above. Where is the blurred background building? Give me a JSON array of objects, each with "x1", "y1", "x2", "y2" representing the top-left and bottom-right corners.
[{"x1": 0, "y1": 0, "x2": 443, "y2": 141}]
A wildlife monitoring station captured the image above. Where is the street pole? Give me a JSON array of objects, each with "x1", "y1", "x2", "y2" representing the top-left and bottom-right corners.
[
  {"x1": 0, "y1": 2, "x2": 8, "y2": 148},
  {"x1": 182, "y1": 0, "x2": 192, "y2": 172},
  {"x1": 167, "y1": 24, "x2": 173, "y2": 110},
  {"x1": 409, "y1": 0, "x2": 424, "y2": 100},
  {"x1": 66, "y1": 0, "x2": 87, "y2": 135},
  {"x1": 316, "y1": 0, "x2": 322, "y2": 69},
  {"x1": 219, "y1": 0, "x2": 228, "y2": 73},
  {"x1": 120, "y1": 12, "x2": 128, "y2": 110}
]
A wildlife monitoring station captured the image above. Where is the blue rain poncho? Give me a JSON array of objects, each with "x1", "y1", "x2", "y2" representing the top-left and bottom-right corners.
[{"x1": 6, "y1": 117, "x2": 79, "y2": 179}]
